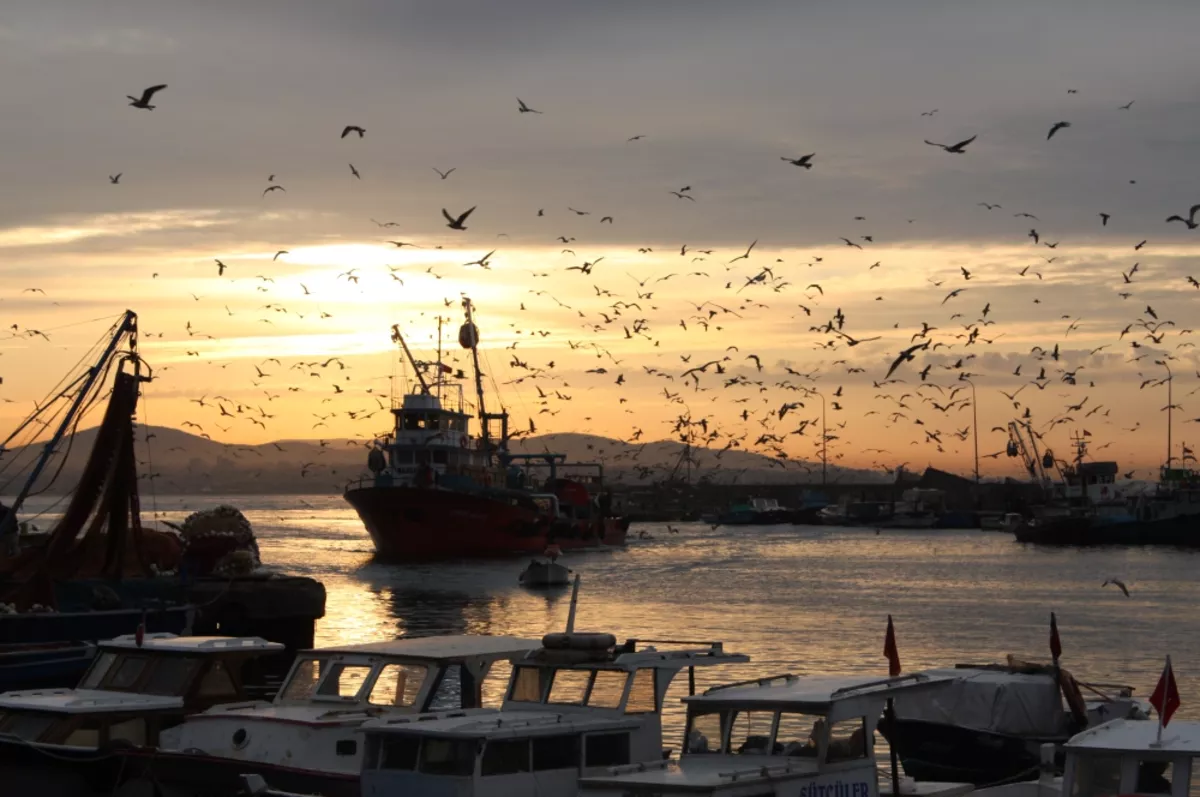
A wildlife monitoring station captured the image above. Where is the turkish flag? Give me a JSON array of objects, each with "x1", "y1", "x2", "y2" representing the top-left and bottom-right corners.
[
  {"x1": 884, "y1": 615, "x2": 901, "y2": 677},
  {"x1": 1050, "y1": 612, "x2": 1062, "y2": 660},
  {"x1": 1150, "y1": 656, "x2": 1181, "y2": 728}
]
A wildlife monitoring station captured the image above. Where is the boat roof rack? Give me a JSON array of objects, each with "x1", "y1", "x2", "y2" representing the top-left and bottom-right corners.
[{"x1": 102, "y1": 633, "x2": 284, "y2": 654}]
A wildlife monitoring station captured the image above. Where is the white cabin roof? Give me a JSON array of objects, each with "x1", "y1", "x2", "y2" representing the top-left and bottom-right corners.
[
  {"x1": 0, "y1": 688, "x2": 183, "y2": 715},
  {"x1": 1067, "y1": 718, "x2": 1200, "y2": 755},
  {"x1": 311, "y1": 635, "x2": 540, "y2": 662},
  {"x1": 686, "y1": 673, "x2": 957, "y2": 711},
  {"x1": 362, "y1": 707, "x2": 641, "y2": 740},
  {"x1": 101, "y1": 633, "x2": 284, "y2": 654}
]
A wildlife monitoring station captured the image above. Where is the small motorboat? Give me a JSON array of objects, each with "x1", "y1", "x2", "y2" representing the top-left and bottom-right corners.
[{"x1": 519, "y1": 557, "x2": 571, "y2": 587}]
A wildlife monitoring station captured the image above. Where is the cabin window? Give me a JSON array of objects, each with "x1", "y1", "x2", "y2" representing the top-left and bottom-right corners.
[
  {"x1": 62, "y1": 719, "x2": 102, "y2": 747},
  {"x1": 825, "y1": 718, "x2": 869, "y2": 763},
  {"x1": 279, "y1": 659, "x2": 324, "y2": 703},
  {"x1": 585, "y1": 733, "x2": 631, "y2": 767},
  {"x1": 80, "y1": 652, "x2": 117, "y2": 689},
  {"x1": 0, "y1": 712, "x2": 56, "y2": 741},
  {"x1": 1135, "y1": 760, "x2": 1173, "y2": 796},
  {"x1": 481, "y1": 739, "x2": 531, "y2": 776},
  {"x1": 198, "y1": 660, "x2": 238, "y2": 699},
  {"x1": 379, "y1": 735, "x2": 421, "y2": 770},
  {"x1": 1070, "y1": 755, "x2": 1122, "y2": 797},
  {"x1": 510, "y1": 666, "x2": 543, "y2": 703},
  {"x1": 548, "y1": 670, "x2": 591, "y2": 705},
  {"x1": 317, "y1": 663, "x2": 372, "y2": 700},
  {"x1": 429, "y1": 664, "x2": 466, "y2": 711},
  {"x1": 368, "y1": 663, "x2": 428, "y2": 708},
  {"x1": 534, "y1": 735, "x2": 580, "y2": 771},
  {"x1": 775, "y1": 712, "x2": 821, "y2": 756},
  {"x1": 109, "y1": 718, "x2": 148, "y2": 746},
  {"x1": 729, "y1": 710, "x2": 775, "y2": 755},
  {"x1": 419, "y1": 738, "x2": 475, "y2": 776},
  {"x1": 686, "y1": 710, "x2": 725, "y2": 754},
  {"x1": 587, "y1": 671, "x2": 628, "y2": 708},
  {"x1": 624, "y1": 668, "x2": 657, "y2": 713},
  {"x1": 109, "y1": 655, "x2": 150, "y2": 689},
  {"x1": 483, "y1": 661, "x2": 513, "y2": 708},
  {"x1": 143, "y1": 657, "x2": 201, "y2": 696}
]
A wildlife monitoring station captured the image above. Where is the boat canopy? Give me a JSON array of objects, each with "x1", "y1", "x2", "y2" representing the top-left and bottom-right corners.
[{"x1": 890, "y1": 666, "x2": 1067, "y2": 737}]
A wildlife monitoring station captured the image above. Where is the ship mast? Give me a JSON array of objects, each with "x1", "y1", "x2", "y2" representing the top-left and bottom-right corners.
[
  {"x1": 461, "y1": 297, "x2": 490, "y2": 456},
  {"x1": 390, "y1": 324, "x2": 430, "y2": 395}
]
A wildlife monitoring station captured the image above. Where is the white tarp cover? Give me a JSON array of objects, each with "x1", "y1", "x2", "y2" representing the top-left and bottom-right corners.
[{"x1": 891, "y1": 667, "x2": 1068, "y2": 737}]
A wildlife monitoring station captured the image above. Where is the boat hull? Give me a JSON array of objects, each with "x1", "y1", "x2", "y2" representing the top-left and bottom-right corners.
[
  {"x1": 0, "y1": 739, "x2": 133, "y2": 797},
  {"x1": 116, "y1": 749, "x2": 358, "y2": 797},
  {"x1": 878, "y1": 716, "x2": 1059, "y2": 786},
  {"x1": 345, "y1": 485, "x2": 626, "y2": 560},
  {"x1": 1014, "y1": 509, "x2": 1200, "y2": 546}
]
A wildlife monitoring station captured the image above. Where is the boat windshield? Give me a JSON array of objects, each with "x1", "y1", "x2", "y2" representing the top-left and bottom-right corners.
[
  {"x1": 278, "y1": 658, "x2": 431, "y2": 706},
  {"x1": 78, "y1": 651, "x2": 204, "y2": 697},
  {"x1": 685, "y1": 707, "x2": 867, "y2": 761},
  {"x1": 507, "y1": 665, "x2": 633, "y2": 710}
]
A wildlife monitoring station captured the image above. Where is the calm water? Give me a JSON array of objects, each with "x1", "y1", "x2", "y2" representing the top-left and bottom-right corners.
[{"x1": 15, "y1": 493, "x2": 1200, "y2": 733}]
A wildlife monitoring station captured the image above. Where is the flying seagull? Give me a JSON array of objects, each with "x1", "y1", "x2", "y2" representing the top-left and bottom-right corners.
[
  {"x1": 273, "y1": 250, "x2": 289, "y2": 261},
  {"x1": 109, "y1": 173, "x2": 122, "y2": 184},
  {"x1": 349, "y1": 163, "x2": 361, "y2": 179},
  {"x1": 341, "y1": 125, "x2": 365, "y2": 139},
  {"x1": 262, "y1": 185, "x2": 285, "y2": 196},
  {"x1": 1166, "y1": 204, "x2": 1200, "y2": 230},
  {"x1": 442, "y1": 206, "x2": 476, "y2": 231},
  {"x1": 885, "y1": 341, "x2": 931, "y2": 380},
  {"x1": 924, "y1": 135, "x2": 976, "y2": 153},
  {"x1": 517, "y1": 98, "x2": 542, "y2": 114},
  {"x1": 464, "y1": 250, "x2": 495, "y2": 269},
  {"x1": 1102, "y1": 579, "x2": 1130, "y2": 597},
  {"x1": 127, "y1": 84, "x2": 167, "y2": 110},
  {"x1": 1047, "y1": 121, "x2": 1071, "y2": 140},
  {"x1": 432, "y1": 167, "x2": 456, "y2": 180},
  {"x1": 781, "y1": 154, "x2": 815, "y2": 169}
]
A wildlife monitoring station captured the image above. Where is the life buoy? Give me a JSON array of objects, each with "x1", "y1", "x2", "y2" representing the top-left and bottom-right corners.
[{"x1": 459, "y1": 436, "x2": 468, "y2": 449}]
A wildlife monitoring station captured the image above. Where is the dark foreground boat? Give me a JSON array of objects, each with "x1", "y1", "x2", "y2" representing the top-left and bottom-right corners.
[
  {"x1": 878, "y1": 659, "x2": 1148, "y2": 785},
  {"x1": 345, "y1": 298, "x2": 627, "y2": 561}
]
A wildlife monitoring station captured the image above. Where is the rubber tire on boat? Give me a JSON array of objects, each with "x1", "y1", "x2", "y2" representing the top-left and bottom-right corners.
[{"x1": 541, "y1": 632, "x2": 617, "y2": 651}]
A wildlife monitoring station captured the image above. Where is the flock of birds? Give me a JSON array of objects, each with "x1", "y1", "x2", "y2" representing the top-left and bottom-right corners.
[{"x1": 3, "y1": 77, "x2": 1200, "y2": 493}]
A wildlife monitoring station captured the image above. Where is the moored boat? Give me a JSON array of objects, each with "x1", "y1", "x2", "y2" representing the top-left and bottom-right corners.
[{"x1": 344, "y1": 298, "x2": 627, "y2": 561}]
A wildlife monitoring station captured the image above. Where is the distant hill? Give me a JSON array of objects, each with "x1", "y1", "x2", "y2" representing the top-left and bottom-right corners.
[{"x1": 0, "y1": 425, "x2": 884, "y2": 495}]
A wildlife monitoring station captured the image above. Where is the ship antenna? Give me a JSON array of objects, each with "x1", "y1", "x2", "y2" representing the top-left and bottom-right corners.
[
  {"x1": 436, "y1": 315, "x2": 443, "y2": 404},
  {"x1": 391, "y1": 323, "x2": 430, "y2": 394}
]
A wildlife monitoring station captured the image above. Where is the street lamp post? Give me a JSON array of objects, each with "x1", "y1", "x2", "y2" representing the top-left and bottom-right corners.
[
  {"x1": 960, "y1": 376, "x2": 981, "y2": 484},
  {"x1": 1157, "y1": 360, "x2": 1173, "y2": 469},
  {"x1": 809, "y1": 388, "x2": 828, "y2": 486}
]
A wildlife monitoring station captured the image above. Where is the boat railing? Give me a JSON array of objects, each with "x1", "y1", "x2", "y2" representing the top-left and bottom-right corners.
[
  {"x1": 828, "y1": 672, "x2": 934, "y2": 698},
  {"x1": 702, "y1": 673, "x2": 800, "y2": 695}
]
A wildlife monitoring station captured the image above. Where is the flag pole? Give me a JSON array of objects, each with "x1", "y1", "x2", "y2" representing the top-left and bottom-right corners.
[{"x1": 1157, "y1": 656, "x2": 1169, "y2": 745}]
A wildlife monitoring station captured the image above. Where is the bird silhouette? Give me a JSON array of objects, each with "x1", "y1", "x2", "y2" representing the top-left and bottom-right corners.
[
  {"x1": 442, "y1": 206, "x2": 476, "y2": 230},
  {"x1": 924, "y1": 135, "x2": 977, "y2": 153},
  {"x1": 126, "y1": 84, "x2": 167, "y2": 110}
]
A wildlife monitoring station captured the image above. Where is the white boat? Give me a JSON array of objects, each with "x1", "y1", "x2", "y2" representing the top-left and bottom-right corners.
[
  {"x1": 356, "y1": 633, "x2": 749, "y2": 797},
  {"x1": 0, "y1": 632, "x2": 284, "y2": 797},
  {"x1": 520, "y1": 558, "x2": 572, "y2": 587},
  {"x1": 575, "y1": 672, "x2": 971, "y2": 797},
  {"x1": 123, "y1": 634, "x2": 540, "y2": 797},
  {"x1": 971, "y1": 717, "x2": 1200, "y2": 797}
]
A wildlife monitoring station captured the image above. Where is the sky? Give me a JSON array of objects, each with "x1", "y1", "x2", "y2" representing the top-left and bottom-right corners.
[{"x1": 2, "y1": 0, "x2": 1200, "y2": 481}]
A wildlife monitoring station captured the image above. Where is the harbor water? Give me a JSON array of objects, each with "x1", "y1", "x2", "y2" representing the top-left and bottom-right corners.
[{"x1": 17, "y1": 493, "x2": 1200, "y2": 737}]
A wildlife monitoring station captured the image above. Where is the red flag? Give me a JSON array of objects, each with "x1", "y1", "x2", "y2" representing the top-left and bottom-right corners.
[
  {"x1": 884, "y1": 615, "x2": 901, "y2": 677},
  {"x1": 1049, "y1": 612, "x2": 1062, "y2": 660},
  {"x1": 1149, "y1": 656, "x2": 1181, "y2": 728}
]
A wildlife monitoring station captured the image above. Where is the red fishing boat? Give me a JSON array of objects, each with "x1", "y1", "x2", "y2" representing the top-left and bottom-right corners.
[{"x1": 344, "y1": 299, "x2": 627, "y2": 561}]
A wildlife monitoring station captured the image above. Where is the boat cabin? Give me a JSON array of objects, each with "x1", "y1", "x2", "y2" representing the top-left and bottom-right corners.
[
  {"x1": 0, "y1": 688, "x2": 182, "y2": 748},
  {"x1": 973, "y1": 718, "x2": 1200, "y2": 797},
  {"x1": 159, "y1": 635, "x2": 541, "y2": 778},
  {"x1": 576, "y1": 672, "x2": 954, "y2": 797},
  {"x1": 358, "y1": 634, "x2": 749, "y2": 797},
  {"x1": 79, "y1": 632, "x2": 284, "y2": 712}
]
